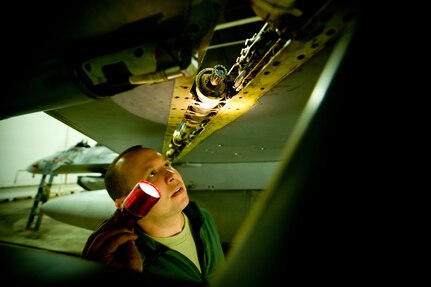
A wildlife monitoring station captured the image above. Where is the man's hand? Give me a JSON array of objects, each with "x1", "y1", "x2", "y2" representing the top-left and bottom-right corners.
[{"x1": 81, "y1": 209, "x2": 143, "y2": 272}]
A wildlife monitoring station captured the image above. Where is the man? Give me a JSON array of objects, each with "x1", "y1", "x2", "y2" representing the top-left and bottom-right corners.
[{"x1": 82, "y1": 145, "x2": 225, "y2": 285}]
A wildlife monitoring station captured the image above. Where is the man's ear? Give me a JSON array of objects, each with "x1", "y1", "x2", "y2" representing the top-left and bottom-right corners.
[{"x1": 114, "y1": 198, "x2": 123, "y2": 209}]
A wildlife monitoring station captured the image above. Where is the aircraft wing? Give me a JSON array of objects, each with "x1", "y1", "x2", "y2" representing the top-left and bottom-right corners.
[
  {"x1": 2, "y1": 0, "x2": 359, "y2": 165},
  {"x1": 53, "y1": 164, "x2": 111, "y2": 174}
]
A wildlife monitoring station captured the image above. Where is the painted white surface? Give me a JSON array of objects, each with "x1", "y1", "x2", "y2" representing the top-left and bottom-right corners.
[{"x1": 0, "y1": 112, "x2": 97, "y2": 187}]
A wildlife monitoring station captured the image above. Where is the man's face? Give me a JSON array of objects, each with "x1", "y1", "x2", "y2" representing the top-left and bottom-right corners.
[{"x1": 117, "y1": 148, "x2": 189, "y2": 218}]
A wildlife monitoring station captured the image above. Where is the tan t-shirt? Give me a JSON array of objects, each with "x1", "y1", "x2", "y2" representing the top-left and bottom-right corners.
[{"x1": 148, "y1": 213, "x2": 202, "y2": 273}]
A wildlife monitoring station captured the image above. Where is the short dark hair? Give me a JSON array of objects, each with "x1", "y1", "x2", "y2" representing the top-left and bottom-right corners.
[{"x1": 104, "y1": 145, "x2": 145, "y2": 201}]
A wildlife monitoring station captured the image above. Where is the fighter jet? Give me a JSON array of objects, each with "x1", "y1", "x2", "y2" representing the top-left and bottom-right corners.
[
  {"x1": 26, "y1": 141, "x2": 118, "y2": 178},
  {"x1": 24, "y1": 141, "x2": 118, "y2": 231},
  {"x1": 0, "y1": 0, "x2": 369, "y2": 285}
]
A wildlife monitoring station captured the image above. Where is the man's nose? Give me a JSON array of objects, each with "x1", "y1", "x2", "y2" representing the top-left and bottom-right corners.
[{"x1": 164, "y1": 169, "x2": 175, "y2": 184}]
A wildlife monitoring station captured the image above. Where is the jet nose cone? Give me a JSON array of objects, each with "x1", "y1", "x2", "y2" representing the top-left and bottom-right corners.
[{"x1": 26, "y1": 163, "x2": 39, "y2": 173}]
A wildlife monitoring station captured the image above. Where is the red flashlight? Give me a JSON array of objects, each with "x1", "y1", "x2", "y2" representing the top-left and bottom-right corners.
[{"x1": 118, "y1": 180, "x2": 160, "y2": 229}]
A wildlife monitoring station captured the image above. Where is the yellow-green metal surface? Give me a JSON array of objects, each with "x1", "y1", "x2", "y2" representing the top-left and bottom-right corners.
[{"x1": 163, "y1": 1, "x2": 358, "y2": 162}]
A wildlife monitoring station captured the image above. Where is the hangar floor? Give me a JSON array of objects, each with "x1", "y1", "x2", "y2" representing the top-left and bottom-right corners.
[{"x1": 0, "y1": 184, "x2": 92, "y2": 257}]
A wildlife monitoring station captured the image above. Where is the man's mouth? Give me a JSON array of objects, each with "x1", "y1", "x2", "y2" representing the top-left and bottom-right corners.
[{"x1": 172, "y1": 186, "x2": 183, "y2": 197}]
